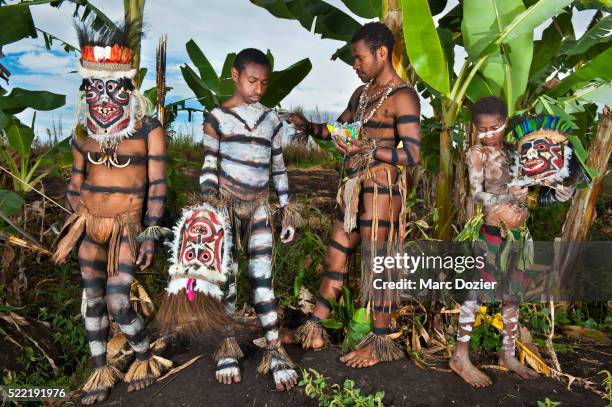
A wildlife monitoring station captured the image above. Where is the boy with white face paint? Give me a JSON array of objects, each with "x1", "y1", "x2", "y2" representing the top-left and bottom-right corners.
[
  {"x1": 449, "y1": 97, "x2": 576, "y2": 387},
  {"x1": 199, "y1": 48, "x2": 300, "y2": 391}
]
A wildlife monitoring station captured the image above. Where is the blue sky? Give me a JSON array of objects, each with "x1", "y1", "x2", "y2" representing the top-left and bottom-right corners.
[{"x1": 2, "y1": 0, "x2": 596, "y2": 140}]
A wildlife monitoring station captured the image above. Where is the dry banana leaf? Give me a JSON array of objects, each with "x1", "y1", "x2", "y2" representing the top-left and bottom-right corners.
[{"x1": 517, "y1": 339, "x2": 551, "y2": 376}]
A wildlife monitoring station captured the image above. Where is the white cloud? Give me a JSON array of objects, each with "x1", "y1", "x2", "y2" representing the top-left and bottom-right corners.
[
  {"x1": 4, "y1": 0, "x2": 602, "y2": 138},
  {"x1": 17, "y1": 52, "x2": 74, "y2": 74}
]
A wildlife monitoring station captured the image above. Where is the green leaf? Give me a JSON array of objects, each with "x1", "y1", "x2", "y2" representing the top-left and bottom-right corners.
[
  {"x1": 266, "y1": 49, "x2": 275, "y2": 71},
  {"x1": 0, "y1": 111, "x2": 7, "y2": 129},
  {"x1": 250, "y1": 0, "x2": 361, "y2": 46},
  {"x1": 5, "y1": 116, "x2": 34, "y2": 158},
  {"x1": 0, "y1": 5, "x2": 37, "y2": 46},
  {"x1": 497, "y1": 0, "x2": 573, "y2": 45},
  {"x1": 314, "y1": 6, "x2": 362, "y2": 42},
  {"x1": 137, "y1": 67, "x2": 147, "y2": 89},
  {"x1": 0, "y1": 190, "x2": 24, "y2": 216},
  {"x1": 260, "y1": 58, "x2": 312, "y2": 108},
  {"x1": 331, "y1": 42, "x2": 353, "y2": 65},
  {"x1": 0, "y1": 88, "x2": 65, "y2": 115},
  {"x1": 465, "y1": 72, "x2": 494, "y2": 103},
  {"x1": 402, "y1": 0, "x2": 450, "y2": 95},
  {"x1": 341, "y1": 0, "x2": 380, "y2": 19},
  {"x1": 530, "y1": 12, "x2": 573, "y2": 79},
  {"x1": 180, "y1": 64, "x2": 218, "y2": 110},
  {"x1": 219, "y1": 53, "x2": 237, "y2": 101},
  {"x1": 342, "y1": 307, "x2": 372, "y2": 353},
  {"x1": 563, "y1": 14, "x2": 611, "y2": 56},
  {"x1": 321, "y1": 318, "x2": 344, "y2": 330},
  {"x1": 548, "y1": 47, "x2": 612, "y2": 97},
  {"x1": 186, "y1": 39, "x2": 220, "y2": 93},
  {"x1": 462, "y1": 0, "x2": 531, "y2": 113},
  {"x1": 37, "y1": 135, "x2": 71, "y2": 166}
]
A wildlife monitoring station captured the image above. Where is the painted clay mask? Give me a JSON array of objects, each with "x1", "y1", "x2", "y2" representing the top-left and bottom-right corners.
[
  {"x1": 518, "y1": 136, "x2": 564, "y2": 178},
  {"x1": 84, "y1": 77, "x2": 132, "y2": 136},
  {"x1": 178, "y1": 208, "x2": 225, "y2": 276}
]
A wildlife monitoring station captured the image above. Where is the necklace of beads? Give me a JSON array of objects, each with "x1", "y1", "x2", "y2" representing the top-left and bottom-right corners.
[{"x1": 355, "y1": 79, "x2": 405, "y2": 128}]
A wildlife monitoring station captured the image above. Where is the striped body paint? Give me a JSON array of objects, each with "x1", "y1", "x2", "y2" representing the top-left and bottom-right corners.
[
  {"x1": 59, "y1": 117, "x2": 167, "y2": 371},
  {"x1": 200, "y1": 102, "x2": 296, "y2": 387}
]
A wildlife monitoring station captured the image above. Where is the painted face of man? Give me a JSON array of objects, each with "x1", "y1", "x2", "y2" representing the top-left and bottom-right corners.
[
  {"x1": 351, "y1": 39, "x2": 387, "y2": 83},
  {"x1": 231, "y1": 63, "x2": 270, "y2": 104},
  {"x1": 84, "y1": 77, "x2": 132, "y2": 135},
  {"x1": 178, "y1": 209, "x2": 225, "y2": 275},
  {"x1": 474, "y1": 114, "x2": 507, "y2": 146},
  {"x1": 519, "y1": 136, "x2": 564, "y2": 177}
]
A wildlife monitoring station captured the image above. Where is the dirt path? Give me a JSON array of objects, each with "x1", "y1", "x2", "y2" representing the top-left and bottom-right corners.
[{"x1": 98, "y1": 333, "x2": 607, "y2": 407}]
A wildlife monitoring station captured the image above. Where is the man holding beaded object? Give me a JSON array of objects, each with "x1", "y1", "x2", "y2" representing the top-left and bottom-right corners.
[{"x1": 288, "y1": 22, "x2": 421, "y2": 368}]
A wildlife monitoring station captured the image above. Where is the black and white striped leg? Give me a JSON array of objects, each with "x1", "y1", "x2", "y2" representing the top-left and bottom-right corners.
[
  {"x1": 78, "y1": 235, "x2": 121, "y2": 405},
  {"x1": 247, "y1": 205, "x2": 278, "y2": 343},
  {"x1": 79, "y1": 235, "x2": 111, "y2": 369},
  {"x1": 214, "y1": 336, "x2": 243, "y2": 385},
  {"x1": 110, "y1": 232, "x2": 171, "y2": 391}
]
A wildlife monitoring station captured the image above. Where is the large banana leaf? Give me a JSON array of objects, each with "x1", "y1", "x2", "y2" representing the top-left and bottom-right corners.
[
  {"x1": 5, "y1": 117, "x2": 34, "y2": 159},
  {"x1": 548, "y1": 47, "x2": 612, "y2": 97},
  {"x1": 250, "y1": 0, "x2": 361, "y2": 64},
  {"x1": 497, "y1": 0, "x2": 574, "y2": 45},
  {"x1": 462, "y1": 0, "x2": 531, "y2": 113},
  {"x1": 182, "y1": 41, "x2": 311, "y2": 110},
  {"x1": 402, "y1": 0, "x2": 450, "y2": 95},
  {"x1": 180, "y1": 64, "x2": 218, "y2": 110},
  {"x1": 0, "y1": 4, "x2": 37, "y2": 46},
  {"x1": 0, "y1": 88, "x2": 65, "y2": 116},
  {"x1": 186, "y1": 39, "x2": 220, "y2": 93},
  {"x1": 0, "y1": 0, "x2": 116, "y2": 48},
  {"x1": 465, "y1": 72, "x2": 495, "y2": 103},
  {"x1": 219, "y1": 53, "x2": 237, "y2": 101},
  {"x1": 529, "y1": 12, "x2": 573, "y2": 80},
  {"x1": 260, "y1": 58, "x2": 312, "y2": 108},
  {"x1": 561, "y1": 14, "x2": 611, "y2": 56}
]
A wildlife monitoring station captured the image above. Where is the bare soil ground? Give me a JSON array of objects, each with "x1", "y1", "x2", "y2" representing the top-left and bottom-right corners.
[{"x1": 98, "y1": 327, "x2": 610, "y2": 407}]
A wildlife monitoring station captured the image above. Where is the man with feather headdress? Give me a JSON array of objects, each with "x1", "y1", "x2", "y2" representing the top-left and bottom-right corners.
[{"x1": 52, "y1": 21, "x2": 172, "y2": 404}]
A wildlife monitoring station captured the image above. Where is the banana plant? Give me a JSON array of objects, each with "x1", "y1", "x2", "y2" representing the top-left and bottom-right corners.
[
  {"x1": 181, "y1": 39, "x2": 312, "y2": 110},
  {"x1": 402, "y1": 0, "x2": 577, "y2": 239},
  {"x1": 0, "y1": 88, "x2": 70, "y2": 196}
]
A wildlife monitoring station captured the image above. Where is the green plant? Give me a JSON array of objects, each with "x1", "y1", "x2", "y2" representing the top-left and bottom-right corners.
[
  {"x1": 0, "y1": 89, "x2": 70, "y2": 204},
  {"x1": 600, "y1": 370, "x2": 612, "y2": 406},
  {"x1": 181, "y1": 39, "x2": 312, "y2": 110},
  {"x1": 470, "y1": 324, "x2": 501, "y2": 353},
  {"x1": 321, "y1": 287, "x2": 373, "y2": 353},
  {"x1": 300, "y1": 368, "x2": 385, "y2": 407},
  {"x1": 537, "y1": 398, "x2": 560, "y2": 407}
]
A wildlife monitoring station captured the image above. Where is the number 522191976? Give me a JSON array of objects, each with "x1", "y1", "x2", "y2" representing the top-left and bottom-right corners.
[{"x1": 1, "y1": 386, "x2": 69, "y2": 401}]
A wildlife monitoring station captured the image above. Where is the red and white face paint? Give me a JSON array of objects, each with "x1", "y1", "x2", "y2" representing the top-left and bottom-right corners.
[{"x1": 84, "y1": 77, "x2": 132, "y2": 136}]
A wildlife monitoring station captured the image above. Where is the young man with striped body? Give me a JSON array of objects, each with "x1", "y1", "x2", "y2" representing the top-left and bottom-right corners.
[
  {"x1": 200, "y1": 48, "x2": 300, "y2": 391},
  {"x1": 52, "y1": 23, "x2": 172, "y2": 405},
  {"x1": 289, "y1": 22, "x2": 421, "y2": 368}
]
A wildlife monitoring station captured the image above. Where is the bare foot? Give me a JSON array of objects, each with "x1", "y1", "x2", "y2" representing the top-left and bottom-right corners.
[
  {"x1": 81, "y1": 388, "x2": 109, "y2": 405},
  {"x1": 339, "y1": 343, "x2": 380, "y2": 368},
  {"x1": 272, "y1": 367, "x2": 298, "y2": 391},
  {"x1": 127, "y1": 375, "x2": 156, "y2": 392},
  {"x1": 498, "y1": 353, "x2": 539, "y2": 379},
  {"x1": 309, "y1": 330, "x2": 326, "y2": 350},
  {"x1": 449, "y1": 353, "x2": 492, "y2": 387},
  {"x1": 215, "y1": 358, "x2": 241, "y2": 385}
]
